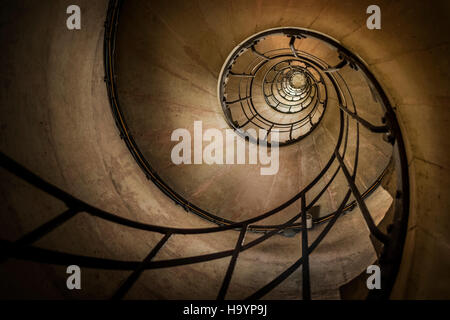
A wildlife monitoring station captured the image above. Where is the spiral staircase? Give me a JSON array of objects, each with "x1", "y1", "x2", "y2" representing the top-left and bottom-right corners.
[{"x1": 0, "y1": 0, "x2": 449, "y2": 300}]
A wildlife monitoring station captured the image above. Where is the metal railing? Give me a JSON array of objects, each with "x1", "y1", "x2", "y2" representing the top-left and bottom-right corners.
[
  {"x1": 0, "y1": 0, "x2": 409, "y2": 300},
  {"x1": 220, "y1": 47, "x2": 328, "y2": 146}
]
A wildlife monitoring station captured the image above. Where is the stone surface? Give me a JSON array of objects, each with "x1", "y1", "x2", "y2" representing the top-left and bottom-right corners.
[{"x1": 0, "y1": 0, "x2": 449, "y2": 299}]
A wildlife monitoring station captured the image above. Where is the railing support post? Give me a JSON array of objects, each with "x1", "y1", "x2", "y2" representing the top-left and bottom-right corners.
[
  {"x1": 217, "y1": 225, "x2": 248, "y2": 300},
  {"x1": 335, "y1": 150, "x2": 390, "y2": 244},
  {"x1": 301, "y1": 194, "x2": 311, "y2": 300}
]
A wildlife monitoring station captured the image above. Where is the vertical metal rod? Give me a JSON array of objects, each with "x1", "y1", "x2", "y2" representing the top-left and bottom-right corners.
[
  {"x1": 335, "y1": 150, "x2": 390, "y2": 244},
  {"x1": 289, "y1": 36, "x2": 300, "y2": 59},
  {"x1": 111, "y1": 233, "x2": 171, "y2": 300},
  {"x1": 0, "y1": 208, "x2": 80, "y2": 263},
  {"x1": 238, "y1": 113, "x2": 257, "y2": 128},
  {"x1": 264, "y1": 124, "x2": 274, "y2": 141},
  {"x1": 217, "y1": 225, "x2": 248, "y2": 300},
  {"x1": 15, "y1": 208, "x2": 80, "y2": 246},
  {"x1": 301, "y1": 194, "x2": 311, "y2": 300}
]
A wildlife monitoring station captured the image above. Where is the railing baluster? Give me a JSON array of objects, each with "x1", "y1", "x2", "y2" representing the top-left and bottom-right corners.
[
  {"x1": 335, "y1": 150, "x2": 389, "y2": 244},
  {"x1": 264, "y1": 124, "x2": 274, "y2": 141},
  {"x1": 15, "y1": 208, "x2": 80, "y2": 246},
  {"x1": 245, "y1": 191, "x2": 352, "y2": 300},
  {"x1": 0, "y1": 207, "x2": 80, "y2": 263},
  {"x1": 301, "y1": 194, "x2": 311, "y2": 300},
  {"x1": 111, "y1": 233, "x2": 171, "y2": 300},
  {"x1": 217, "y1": 225, "x2": 248, "y2": 300},
  {"x1": 238, "y1": 113, "x2": 257, "y2": 128},
  {"x1": 225, "y1": 96, "x2": 251, "y2": 105},
  {"x1": 289, "y1": 36, "x2": 300, "y2": 59}
]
